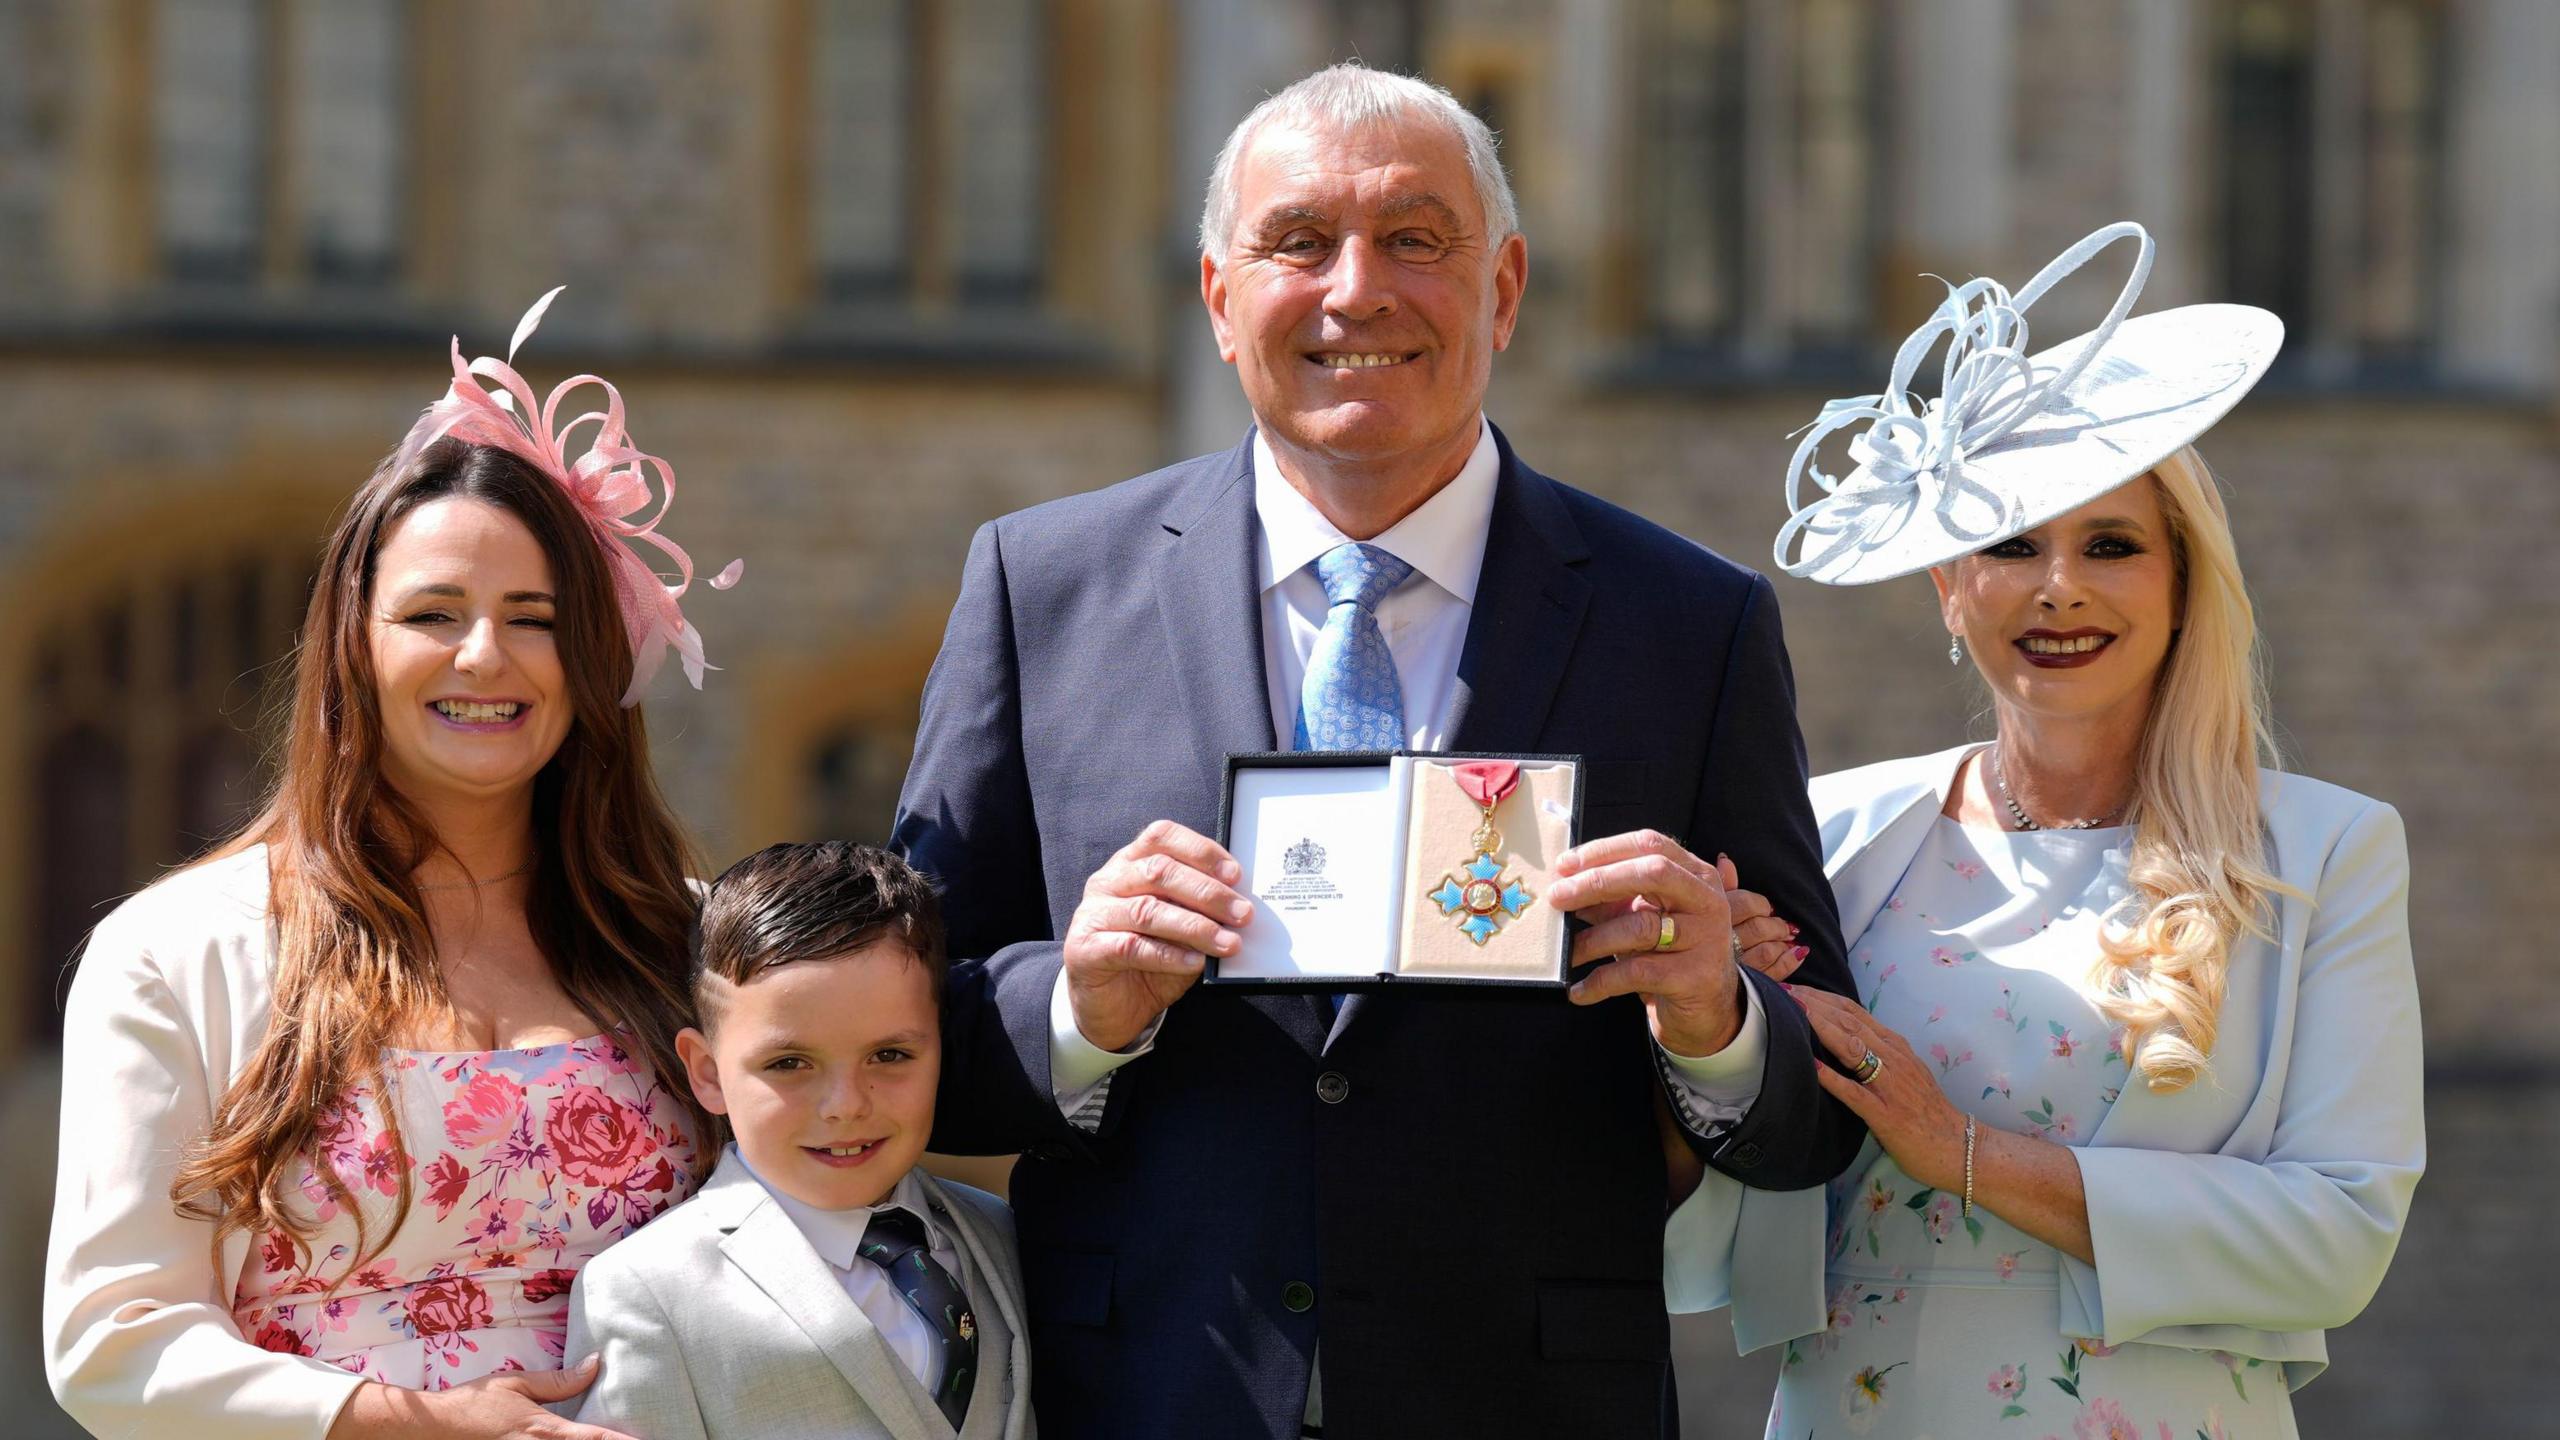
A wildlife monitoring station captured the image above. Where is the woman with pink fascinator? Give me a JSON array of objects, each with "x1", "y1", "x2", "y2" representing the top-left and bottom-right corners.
[{"x1": 44, "y1": 292, "x2": 741, "y2": 1440}]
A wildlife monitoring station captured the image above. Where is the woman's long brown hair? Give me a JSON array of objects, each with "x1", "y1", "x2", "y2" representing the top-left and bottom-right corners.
[{"x1": 171, "y1": 438, "x2": 709, "y2": 1275}]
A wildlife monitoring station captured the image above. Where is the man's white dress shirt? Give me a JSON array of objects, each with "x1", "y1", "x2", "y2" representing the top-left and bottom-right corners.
[{"x1": 748, "y1": 1159, "x2": 970, "y2": 1396}]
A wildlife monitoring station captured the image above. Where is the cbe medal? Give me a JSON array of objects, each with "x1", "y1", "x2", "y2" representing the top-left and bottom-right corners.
[{"x1": 1427, "y1": 760, "x2": 1534, "y2": 945}]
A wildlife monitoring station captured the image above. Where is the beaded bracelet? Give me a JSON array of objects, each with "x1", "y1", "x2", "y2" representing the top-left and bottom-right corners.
[{"x1": 1962, "y1": 1115, "x2": 1979, "y2": 1218}]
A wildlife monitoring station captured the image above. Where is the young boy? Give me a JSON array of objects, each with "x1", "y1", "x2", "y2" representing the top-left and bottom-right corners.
[{"x1": 561, "y1": 842, "x2": 1032, "y2": 1440}]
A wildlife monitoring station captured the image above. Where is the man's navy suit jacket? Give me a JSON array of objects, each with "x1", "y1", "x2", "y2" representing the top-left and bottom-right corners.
[{"x1": 893, "y1": 428, "x2": 1864, "y2": 1440}]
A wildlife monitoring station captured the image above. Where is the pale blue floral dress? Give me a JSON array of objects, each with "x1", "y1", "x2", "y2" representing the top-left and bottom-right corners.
[{"x1": 1769, "y1": 817, "x2": 2296, "y2": 1440}]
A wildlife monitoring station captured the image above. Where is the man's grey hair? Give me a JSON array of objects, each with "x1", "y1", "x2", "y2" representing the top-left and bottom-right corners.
[{"x1": 1198, "y1": 62, "x2": 1520, "y2": 258}]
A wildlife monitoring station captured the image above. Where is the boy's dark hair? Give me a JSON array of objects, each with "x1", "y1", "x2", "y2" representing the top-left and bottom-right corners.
[{"x1": 693, "y1": 842, "x2": 947, "y2": 1024}]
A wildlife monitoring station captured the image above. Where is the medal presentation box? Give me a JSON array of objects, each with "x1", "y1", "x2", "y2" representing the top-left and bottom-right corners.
[{"x1": 1208, "y1": 752, "x2": 1582, "y2": 990}]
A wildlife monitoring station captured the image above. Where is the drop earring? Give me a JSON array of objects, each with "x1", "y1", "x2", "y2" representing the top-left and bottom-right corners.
[{"x1": 1949, "y1": 635, "x2": 1964, "y2": 666}]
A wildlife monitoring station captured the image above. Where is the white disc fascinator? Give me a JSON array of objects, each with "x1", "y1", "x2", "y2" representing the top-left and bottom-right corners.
[{"x1": 1772, "y1": 221, "x2": 2283, "y2": 586}]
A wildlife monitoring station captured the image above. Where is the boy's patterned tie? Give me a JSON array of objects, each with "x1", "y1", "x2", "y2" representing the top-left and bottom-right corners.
[
  {"x1": 1294, "y1": 541, "x2": 1414, "y2": 752},
  {"x1": 857, "y1": 1207, "x2": 978, "y2": 1430}
]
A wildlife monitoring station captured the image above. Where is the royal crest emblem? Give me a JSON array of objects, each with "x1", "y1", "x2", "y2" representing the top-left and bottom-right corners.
[{"x1": 1284, "y1": 837, "x2": 1326, "y2": 876}]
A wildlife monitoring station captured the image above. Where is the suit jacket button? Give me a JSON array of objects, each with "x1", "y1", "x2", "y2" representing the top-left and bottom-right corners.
[
  {"x1": 1282, "y1": 1280, "x2": 1317, "y2": 1313},
  {"x1": 1315, "y1": 1071, "x2": 1350, "y2": 1104},
  {"x1": 1725, "y1": 1141, "x2": 1763, "y2": 1169}
]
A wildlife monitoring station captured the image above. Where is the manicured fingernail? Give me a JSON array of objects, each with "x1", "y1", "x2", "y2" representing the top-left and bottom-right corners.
[
  {"x1": 1787, "y1": 924, "x2": 1800, "y2": 939},
  {"x1": 1791, "y1": 945, "x2": 1809, "y2": 960}
]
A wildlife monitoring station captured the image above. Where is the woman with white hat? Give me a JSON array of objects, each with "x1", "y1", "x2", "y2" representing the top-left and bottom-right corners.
[{"x1": 1698, "y1": 222, "x2": 2422, "y2": 1438}]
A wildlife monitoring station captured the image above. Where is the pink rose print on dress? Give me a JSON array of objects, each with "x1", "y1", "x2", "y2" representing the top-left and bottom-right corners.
[
  {"x1": 2071, "y1": 1396, "x2": 2141, "y2": 1440},
  {"x1": 339, "y1": 1129, "x2": 404, "y2": 1200},
  {"x1": 1995, "y1": 1250, "x2": 2024, "y2": 1280},
  {"x1": 1930, "y1": 1042, "x2": 1974, "y2": 1077},
  {"x1": 1922, "y1": 1192, "x2": 1959, "y2": 1242},
  {"x1": 465, "y1": 1194, "x2": 529, "y2": 1249},
  {"x1": 521, "y1": 1269, "x2": 577, "y2": 1304},
  {"x1": 260, "y1": 1229, "x2": 298, "y2": 1274},
  {"x1": 420, "y1": 1153, "x2": 471, "y2": 1219},
  {"x1": 442, "y1": 1073, "x2": 528, "y2": 1150},
  {"x1": 296, "y1": 1166, "x2": 344, "y2": 1223},
  {"x1": 2022, "y1": 1096, "x2": 2078, "y2": 1141},
  {"x1": 551, "y1": 1083, "x2": 656, "y2": 1187},
  {"x1": 1988, "y1": 1362, "x2": 2028, "y2": 1419},
  {"x1": 406, "y1": 1277, "x2": 494, "y2": 1339},
  {"x1": 1992, "y1": 986, "x2": 2029, "y2": 1033},
  {"x1": 2049, "y1": 1021, "x2": 2082, "y2": 1062},
  {"x1": 1944, "y1": 858, "x2": 1984, "y2": 880},
  {"x1": 252, "y1": 1319, "x2": 315, "y2": 1356}
]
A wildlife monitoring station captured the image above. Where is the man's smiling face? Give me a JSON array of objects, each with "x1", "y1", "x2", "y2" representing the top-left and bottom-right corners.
[{"x1": 1203, "y1": 114, "x2": 1525, "y2": 474}]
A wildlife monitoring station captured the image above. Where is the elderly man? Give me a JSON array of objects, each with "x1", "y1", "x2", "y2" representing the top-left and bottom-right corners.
[{"x1": 895, "y1": 64, "x2": 1862, "y2": 1439}]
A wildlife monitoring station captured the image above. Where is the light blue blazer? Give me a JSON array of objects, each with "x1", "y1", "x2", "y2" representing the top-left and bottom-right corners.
[{"x1": 1667, "y1": 743, "x2": 2423, "y2": 1390}]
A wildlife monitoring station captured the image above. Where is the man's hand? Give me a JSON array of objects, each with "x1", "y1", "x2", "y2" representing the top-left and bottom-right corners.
[
  {"x1": 1548, "y1": 830, "x2": 1745, "y2": 1057},
  {"x1": 1063, "y1": 820, "x2": 1253, "y2": 1053}
]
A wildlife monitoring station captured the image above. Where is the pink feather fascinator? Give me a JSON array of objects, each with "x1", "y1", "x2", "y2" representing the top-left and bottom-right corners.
[{"x1": 390, "y1": 288, "x2": 743, "y2": 706}]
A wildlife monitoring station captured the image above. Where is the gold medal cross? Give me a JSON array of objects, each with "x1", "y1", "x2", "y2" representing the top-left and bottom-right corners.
[{"x1": 1430, "y1": 852, "x2": 1535, "y2": 946}]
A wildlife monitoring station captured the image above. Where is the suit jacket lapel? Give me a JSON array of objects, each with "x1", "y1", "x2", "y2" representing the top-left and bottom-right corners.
[
  {"x1": 1444, "y1": 430, "x2": 1593, "y2": 753},
  {"x1": 719, "y1": 1193, "x2": 951, "y2": 1440},
  {"x1": 1161, "y1": 432, "x2": 1332, "y2": 1053},
  {"x1": 1155, "y1": 433, "x2": 1278, "y2": 781}
]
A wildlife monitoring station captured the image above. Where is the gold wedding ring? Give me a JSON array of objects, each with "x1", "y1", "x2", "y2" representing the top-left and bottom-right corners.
[
  {"x1": 1654, "y1": 912, "x2": 1679, "y2": 951},
  {"x1": 1854, "y1": 1049, "x2": 1884, "y2": 1086}
]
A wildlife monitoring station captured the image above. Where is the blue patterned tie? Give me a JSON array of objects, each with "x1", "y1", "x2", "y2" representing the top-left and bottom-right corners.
[
  {"x1": 1294, "y1": 542, "x2": 1414, "y2": 752},
  {"x1": 857, "y1": 1207, "x2": 977, "y2": 1429}
]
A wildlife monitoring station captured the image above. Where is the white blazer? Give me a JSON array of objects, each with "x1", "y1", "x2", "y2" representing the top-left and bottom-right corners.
[
  {"x1": 1667, "y1": 744, "x2": 2423, "y2": 1390},
  {"x1": 561, "y1": 1147, "x2": 1035, "y2": 1440},
  {"x1": 42, "y1": 847, "x2": 368, "y2": 1439}
]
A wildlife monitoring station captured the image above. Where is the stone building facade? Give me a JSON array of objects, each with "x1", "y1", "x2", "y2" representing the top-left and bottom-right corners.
[{"x1": 1, "y1": 2, "x2": 2552, "y2": 1435}]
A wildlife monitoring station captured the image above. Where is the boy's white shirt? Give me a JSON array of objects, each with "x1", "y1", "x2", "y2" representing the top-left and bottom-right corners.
[{"x1": 743, "y1": 1151, "x2": 969, "y2": 1395}]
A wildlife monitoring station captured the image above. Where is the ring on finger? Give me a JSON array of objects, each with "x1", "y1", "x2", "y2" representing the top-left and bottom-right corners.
[
  {"x1": 1728, "y1": 931, "x2": 1744, "y2": 965},
  {"x1": 1854, "y1": 1049, "x2": 1884, "y2": 1086},
  {"x1": 1653, "y1": 911, "x2": 1679, "y2": 952}
]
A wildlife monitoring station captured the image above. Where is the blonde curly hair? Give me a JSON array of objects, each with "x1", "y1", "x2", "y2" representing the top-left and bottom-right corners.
[{"x1": 2088, "y1": 445, "x2": 2297, "y2": 1092}]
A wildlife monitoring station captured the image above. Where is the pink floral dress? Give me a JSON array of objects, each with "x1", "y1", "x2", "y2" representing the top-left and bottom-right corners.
[
  {"x1": 230, "y1": 1034, "x2": 702, "y2": 1389},
  {"x1": 1769, "y1": 819, "x2": 2298, "y2": 1440}
]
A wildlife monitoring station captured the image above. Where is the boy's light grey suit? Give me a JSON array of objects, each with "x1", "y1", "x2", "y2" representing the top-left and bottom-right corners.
[{"x1": 560, "y1": 1149, "x2": 1034, "y2": 1440}]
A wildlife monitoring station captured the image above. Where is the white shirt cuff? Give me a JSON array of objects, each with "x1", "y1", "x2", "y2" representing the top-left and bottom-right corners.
[
  {"x1": 1050, "y1": 965, "x2": 1163, "y2": 1118},
  {"x1": 1654, "y1": 976, "x2": 1767, "y2": 1135}
]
